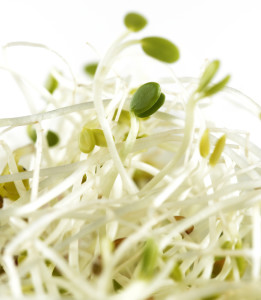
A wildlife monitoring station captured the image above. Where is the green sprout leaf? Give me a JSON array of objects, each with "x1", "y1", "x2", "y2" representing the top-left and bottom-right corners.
[
  {"x1": 27, "y1": 125, "x2": 37, "y2": 143},
  {"x1": 203, "y1": 75, "x2": 230, "y2": 97},
  {"x1": 236, "y1": 255, "x2": 247, "y2": 278},
  {"x1": 112, "y1": 279, "x2": 123, "y2": 292},
  {"x1": 133, "y1": 169, "x2": 153, "y2": 189},
  {"x1": 141, "y1": 37, "x2": 179, "y2": 63},
  {"x1": 46, "y1": 130, "x2": 59, "y2": 147},
  {"x1": 84, "y1": 62, "x2": 98, "y2": 77},
  {"x1": 18, "y1": 250, "x2": 27, "y2": 265},
  {"x1": 113, "y1": 109, "x2": 130, "y2": 125},
  {"x1": 235, "y1": 241, "x2": 247, "y2": 277},
  {"x1": 0, "y1": 165, "x2": 29, "y2": 201},
  {"x1": 130, "y1": 82, "x2": 165, "y2": 118},
  {"x1": 92, "y1": 129, "x2": 107, "y2": 147},
  {"x1": 138, "y1": 93, "x2": 165, "y2": 118},
  {"x1": 209, "y1": 134, "x2": 226, "y2": 166},
  {"x1": 124, "y1": 12, "x2": 147, "y2": 32},
  {"x1": 222, "y1": 241, "x2": 233, "y2": 250},
  {"x1": 45, "y1": 73, "x2": 58, "y2": 94},
  {"x1": 139, "y1": 238, "x2": 158, "y2": 280},
  {"x1": 197, "y1": 60, "x2": 220, "y2": 93},
  {"x1": 79, "y1": 128, "x2": 95, "y2": 153},
  {"x1": 199, "y1": 128, "x2": 210, "y2": 158},
  {"x1": 196, "y1": 60, "x2": 230, "y2": 99},
  {"x1": 170, "y1": 263, "x2": 183, "y2": 282}
]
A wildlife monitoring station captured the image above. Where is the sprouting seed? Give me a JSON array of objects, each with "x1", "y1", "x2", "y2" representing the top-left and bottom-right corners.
[
  {"x1": 84, "y1": 62, "x2": 98, "y2": 77},
  {"x1": 92, "y1": 129, "x2": 107, "y2": 147},
  {"x1": 124, "y1": 12, "x2": 147, "y2": 32},
  {"x1": 197, "y1": 60, "x2": 220, "y2": 93},
  {"x1": 46, "y1": 130, "x2": 59, "y2": 147},
  {"x1": 141, "y1": 37, "x2": 179, "y2": 63},
  {"x1": 45, "y1": 73, "x2": 58, "y2": 94},
  {"x1": 199, "y1": 128, "x2": 210, "y2": 158},
  {"x1": 130, "y1": 82, "x2": 165, "y2": 118},
  {"x1": 79, "y1": 128, "x2": 95, "y2": 153},
  {"x1": 209, "y1": 134, "x2": 226, "y2": 166},
  {"x1": 139, "y1": 238, "x2": 158, "y2": 280},
  {"x1": 203, "y1": 75, "x2": 230, "y2": 97},
  {"x1": 26, "y1": 125, "x2": 37, "y2": 143}
]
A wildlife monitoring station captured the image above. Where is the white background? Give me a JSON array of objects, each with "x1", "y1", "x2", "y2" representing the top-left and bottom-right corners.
[{"x1": 0, "y1": 0, "x2": 261, "y2": 118}]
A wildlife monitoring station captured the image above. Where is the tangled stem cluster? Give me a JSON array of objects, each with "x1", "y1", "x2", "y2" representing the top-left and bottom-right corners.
[{"x1": 0, "y1": 12, "x2": 261, "y2": 300}]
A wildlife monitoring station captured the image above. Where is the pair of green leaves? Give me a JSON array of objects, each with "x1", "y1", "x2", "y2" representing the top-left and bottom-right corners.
[
  {"x1": 124, "y1": 12, "x2": 179, "y2": 64},
  {"x1": 84, "y1": 13, "x2": 179, "y2": 80},
  {"x1": 79, "y1": 128, "x2": 107, "y2": 154},
  {"x1": 199, "y1": 128, "x2": 226, "y2": 166},
  {"x1": 27, "y1": 125, "x2": 59, "y2": 148},
  {"x1": 130, "y1": 82, "x2": 165, "y2": 118},
  {"x1": 197, "y1": 60, "x2": 230, "y2": 99}
]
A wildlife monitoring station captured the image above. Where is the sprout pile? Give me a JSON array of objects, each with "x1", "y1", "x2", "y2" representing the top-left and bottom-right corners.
[{"x1": 1, "y1": 12, "x2": 261, "y2": 300}]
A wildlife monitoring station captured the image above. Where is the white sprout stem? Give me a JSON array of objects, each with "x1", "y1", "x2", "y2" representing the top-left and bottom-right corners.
[
  {"x1": 93, "y1": 36, "x2": 140, "y2": 194},
  {"x1": 153, "y1": 162, "x2": 194, "y2": 207},
  {"x1": 180, "y1": 76, "x2": 261, "y2": 115},
  {"x1": 160, "y1": 192, "x2": 261, "y2": 251},
  {"x1": 30, "y1": 123, "x2": 42, "y2": 202},
  {"x1": 0, "y1": 65, "x2": 58, "y2": 107},
  {"x1": 2, "y1": 41, "x2": 77, "y2": 104},
  {"x1": 2, "y1": 22, "x2": 261, "y2": 300},
  {"x1": 0, "y1": 130, "x2": 183, "y2": 184},
  {"x1": 28, "y1": 248, "x2": 45, "y2": 295},
  {"x1": 0, "y1": 100, "x2": 110, "y2": 127},
  {"x1": 2, "y1": 255, "x2": 23, "y2": 298},
  {"x1": 0, "y1": 141, "x2": 26, "y2": 196},
  {"x1": 251, "y1": 204, "x2": 261, "y2": 280},
  {"x1": 34, "y1": 240, "x2": 98, "y2": 298},
  {"x1": 141, "y1": 95, "x2": 196, "y2": 192},
  {"x1": 2, "y1": 47, "x2": 37, "y2": 114},
  {"x1": 122, "y1": 112, "x2": 139, "y2": 158},
  {"x1": 3, "y1": 180, "x2": 95, "y2": 266}
]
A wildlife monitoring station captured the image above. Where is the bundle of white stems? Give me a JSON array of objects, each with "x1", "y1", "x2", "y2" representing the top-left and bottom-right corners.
[{"x1": 0, "y1": 19, "x2": 261, "y2": 300}]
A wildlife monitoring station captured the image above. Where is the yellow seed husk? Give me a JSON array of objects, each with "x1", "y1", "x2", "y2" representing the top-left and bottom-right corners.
[
  {"x1": 209, "y1": 134, "x2": 226, "y2": 166},
  {"x1": 199, "y1": 128, "x2": 210, "y2": 158}
]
